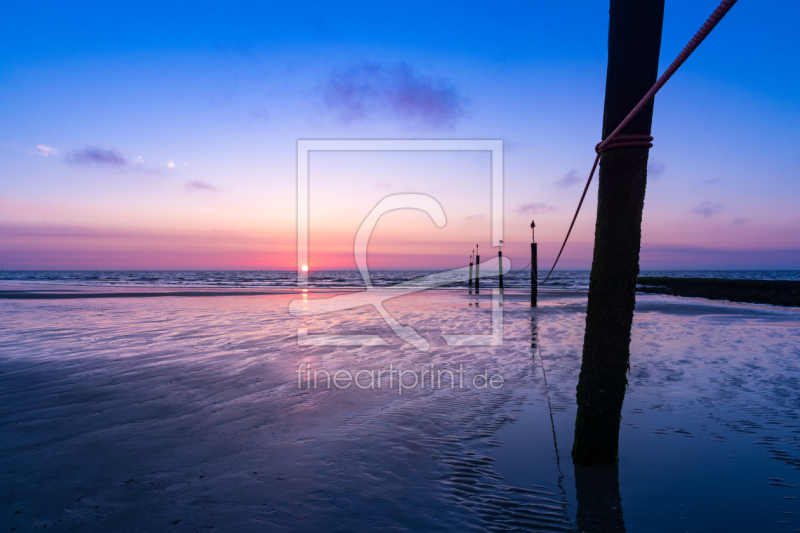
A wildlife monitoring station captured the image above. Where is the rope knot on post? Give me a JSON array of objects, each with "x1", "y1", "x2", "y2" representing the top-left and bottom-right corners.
[{"x1": 595, "y1": 135, "x2": 654, "y2": 154}]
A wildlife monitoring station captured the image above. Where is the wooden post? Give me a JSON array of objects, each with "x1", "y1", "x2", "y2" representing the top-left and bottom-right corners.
[
  {"x1": 468, "y1": 251, "x2": 474, "y2": 290},
  {"x1": 498, "y1": 249, "x2": 504, "y2": 291},
  {"x1": 531, "y1": 220, "x2": 537, "y2": 307},
  {"x1": 572, "y1": 0, "x2": 664, "y2": 465},
  {"x1": 474, "y1": 244, "x2": 480, "y2": 294}
]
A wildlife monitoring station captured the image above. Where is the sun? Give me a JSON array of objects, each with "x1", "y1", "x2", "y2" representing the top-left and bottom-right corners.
[{"x1": 301, "y1": 265, "x2": 309, "y2": 272}]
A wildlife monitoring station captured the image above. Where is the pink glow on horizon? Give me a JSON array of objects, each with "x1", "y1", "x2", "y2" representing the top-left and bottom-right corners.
[{"x1": 3, "y1": 230, "x2": 799, "y2": 271}]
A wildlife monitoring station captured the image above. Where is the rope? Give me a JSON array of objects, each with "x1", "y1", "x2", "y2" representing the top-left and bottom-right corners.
[
  {"x1": 538, "y1": 346, "x2": 567, "y2": 508},
  {"x1": 538, "y1": 0, "x2": 737, "y2": 285},
  {"x1": 597, "y1": 134, "x2": 653, "y2": 152},
  {"x1": 506, "y1": 261, "x2": 533, "y2": 276}
]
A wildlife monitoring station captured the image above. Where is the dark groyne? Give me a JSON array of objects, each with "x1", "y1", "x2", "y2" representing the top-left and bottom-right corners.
[{"x1": 637, "y1": 277, "x2": 800, "y2": 307}]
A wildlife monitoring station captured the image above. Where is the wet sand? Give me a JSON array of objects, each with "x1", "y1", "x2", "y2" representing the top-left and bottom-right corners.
[
  {"x1": 0, "y1": 289, "x2": 285, "y2": 299},
  {"x1": 1, "y1": 288, "x2": 799, "y2": 531}
]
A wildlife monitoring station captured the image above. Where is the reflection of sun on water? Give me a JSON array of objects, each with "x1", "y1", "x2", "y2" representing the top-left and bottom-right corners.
[{"x1": 301, "y1": 265, "x2": 309, "y2": 272}]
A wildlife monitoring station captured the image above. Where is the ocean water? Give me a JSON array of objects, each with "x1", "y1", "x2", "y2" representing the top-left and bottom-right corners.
[{"x1": 2, "y1": 269, "x2": 799, "y2": 291}]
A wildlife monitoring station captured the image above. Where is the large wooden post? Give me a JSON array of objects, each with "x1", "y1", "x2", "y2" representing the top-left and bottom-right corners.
[{"x1": 572, "y1": 0, "x2": 664, "y2": 465}]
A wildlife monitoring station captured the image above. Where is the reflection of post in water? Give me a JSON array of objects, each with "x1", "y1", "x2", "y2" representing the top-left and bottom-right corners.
[
  {"x1": 534, "y1": 320, "x2": 569, "y2": 516},
  {"x1": 575, "y1": 464, "x2": 626, "y2": 532},
  {"x1": 538, "y1": 346, "x2": 567, "y2": 513}
]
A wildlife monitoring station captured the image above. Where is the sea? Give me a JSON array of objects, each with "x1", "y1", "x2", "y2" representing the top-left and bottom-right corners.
[{"x1": 1, "y1": 269, "x2": 799, "y2": 291}]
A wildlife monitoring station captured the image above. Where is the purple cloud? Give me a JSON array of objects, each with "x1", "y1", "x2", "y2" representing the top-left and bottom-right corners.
[
  {"x1": 691, "y1": 201, "x2": 724, "y2": 218},
  {"x1": 552, "y1": 169, "x2": 582, "y2": 189},
  {"x1": 647, "y1": 159, "x2": 665, "y2": 179},
  {"x1": 65, "y1": 147, "x2": 127, "y2": 166},
  {"x1": 64, "y1": 147, "x2": 162, "y2": 174},
  {"x1": 184, "y1": 180, "x2": 219, "y2": 192},
  {"x1": 516, "y1": 202, "x2": 555, "y2": 215},
  {"x1": 321, "y1": 62, "x2": 466, "y2": 128},
  {"x1": 250, "y1": 107, "x2": 269, "y2": 122}
]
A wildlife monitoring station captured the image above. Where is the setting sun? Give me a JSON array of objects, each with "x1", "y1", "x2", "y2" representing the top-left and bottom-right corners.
[{"x1": 301, "y1": 265, "x2": 309, "y2": 272}]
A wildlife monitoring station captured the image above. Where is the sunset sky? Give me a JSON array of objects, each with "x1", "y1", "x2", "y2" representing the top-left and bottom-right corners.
[{"x1": 1, "y1": 1, "x2": 799, "y2": 270}]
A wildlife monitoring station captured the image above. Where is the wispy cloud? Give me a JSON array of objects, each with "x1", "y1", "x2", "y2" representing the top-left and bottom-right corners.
[
  {"x1": 733, "y1": 217, "x2": 749, "y2": 224},
  {"x1": 64, "y1": 146, "x2": 161, "y2": 174},
  {"x1": 691, "y1": 201, "x2": 724, "y2": 218},
  {"x1": 250, "y1": 107, "x2": 269, "y2": 122},
  {"x1": 516, "y1": 202, "x2": 555, "y2": 215},
  {"x1": 465, "y1": 213, "x2": 486, "y2": 220},
  {"x1": 65, "y1": 147, "x2": 127, "y2": 166},
  {"x1": 647, "y1": 159, "x2": 665, "y2": 179},
  {"x1": 33, "y1": 144, "x2": 58, "y2": 157},
  {"x1": 551, "y1": 169, "x2": 582, "y2": 189},
  {"x1": 320, "y1": 62, "x2": 466, "y2": 128},
  {"x1": 184, "y1": 180, "x2": 219, "y2": 192}
]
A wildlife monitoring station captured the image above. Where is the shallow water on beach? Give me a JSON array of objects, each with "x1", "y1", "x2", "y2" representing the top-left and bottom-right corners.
[{"x1": 1, "y1": 289, "x2": 800, "y2": 531}]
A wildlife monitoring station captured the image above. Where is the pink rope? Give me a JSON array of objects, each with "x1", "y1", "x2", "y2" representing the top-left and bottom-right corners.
[
  {"x1": 597, "y1": 135, "x2": 653, "y2": 152},
  {"x1": 539, "y1": 0, "x2": 738, "y2": 285}
]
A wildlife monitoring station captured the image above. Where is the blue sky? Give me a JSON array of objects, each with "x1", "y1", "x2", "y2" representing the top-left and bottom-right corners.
[{"x1": 1, "y1": 1, "x2": 799, "y2": 269}]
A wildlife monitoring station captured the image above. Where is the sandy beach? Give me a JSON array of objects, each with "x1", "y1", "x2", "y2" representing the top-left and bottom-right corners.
[{"x1": 2, "y1": 288, "x2": 799, "y2": 531}]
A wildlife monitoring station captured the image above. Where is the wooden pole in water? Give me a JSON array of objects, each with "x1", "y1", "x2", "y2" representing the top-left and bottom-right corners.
[
  {"x1": 468, "y1": 251, "x2": 474, "y2": 290},
  {"x1": 531, "y1": 220, "x2": 537, "y2": 307},
  {"x1": 498, "y1": 246, "x2": 504, "y2": 291},
  {"x1": 474, "y1": 244, "x2": 480, "y2": 294},
  {"x1": 572, "y1": 0, "x2": 664, "y2": 465}
]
